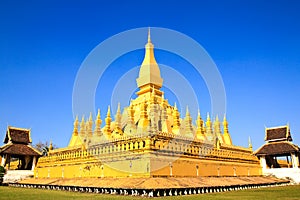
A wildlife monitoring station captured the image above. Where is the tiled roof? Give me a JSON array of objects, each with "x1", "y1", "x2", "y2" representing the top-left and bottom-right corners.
[
  {"x1": 4, "y1": 127, "x2": 31, "y2": 144},
  {"x1": 254, "y1": 142, "x2": 299, "y2": 156},
  {"x1": 265, "y1": 126, "x2": 292, "y2": 142},
  {"x1": 0, "y1": 143, "x2": 41, "y2": 156}
]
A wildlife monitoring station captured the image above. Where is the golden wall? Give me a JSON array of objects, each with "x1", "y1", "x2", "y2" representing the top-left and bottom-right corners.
[{"x1": 35, "y1": 136, "x2": 261, "y2": 178}]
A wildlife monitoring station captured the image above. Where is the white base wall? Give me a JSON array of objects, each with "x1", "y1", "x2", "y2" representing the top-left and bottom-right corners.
[
  {"x1": 263, "y1": 168, "x2": 300, "y2": 183},
  {"x1": 3, "y1": 170, "x2": 34, "y2": 183}
]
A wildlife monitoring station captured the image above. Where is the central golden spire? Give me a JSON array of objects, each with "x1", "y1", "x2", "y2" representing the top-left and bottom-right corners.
[{"x1": 136, "y1": 28, "x2": 163, "y2": 96}]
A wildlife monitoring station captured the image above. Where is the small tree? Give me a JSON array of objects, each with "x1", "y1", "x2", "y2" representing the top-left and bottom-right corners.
[{"x1": 33, "y1": 141, "x2": 57, "y2": 156}]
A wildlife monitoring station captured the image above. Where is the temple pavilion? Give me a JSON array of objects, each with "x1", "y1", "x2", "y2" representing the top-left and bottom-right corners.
[
  {"x1": 254, "y1": 125, "x2": 299, "y2": 169},
  {"x1": 0, "y1": 126, "x2": 42, "y2": 170},
  {"x1": 34, "y1": 31, "x2": 261, "y2": 178},
  {"x1": 254, "y1": 125, "x2": 300, "y2": 183}
]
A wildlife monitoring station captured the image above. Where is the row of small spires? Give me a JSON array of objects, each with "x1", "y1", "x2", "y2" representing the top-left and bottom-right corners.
[{"x1": 71, "y1": 102, "x2": 231, "y2": 139}]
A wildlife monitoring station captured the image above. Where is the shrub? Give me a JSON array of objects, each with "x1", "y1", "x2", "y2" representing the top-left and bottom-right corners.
[{"x1": 0, "y1": 165, "x2": 6, "y2": 176}]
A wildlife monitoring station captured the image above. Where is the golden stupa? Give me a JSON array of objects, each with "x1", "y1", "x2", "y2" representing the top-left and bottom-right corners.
[{"x1": 35, "y1": 30, "x2": 261, "y2": 178}]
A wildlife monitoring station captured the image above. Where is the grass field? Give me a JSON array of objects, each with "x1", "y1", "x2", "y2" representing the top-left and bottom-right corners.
[{"x1": 0, "y1": 185, "x2": 300, "y2": 200}]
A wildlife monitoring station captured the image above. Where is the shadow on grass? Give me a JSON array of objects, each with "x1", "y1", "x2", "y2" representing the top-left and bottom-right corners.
[{"x1": 0, "y1": 185, "x2": 300, "y2": 200}]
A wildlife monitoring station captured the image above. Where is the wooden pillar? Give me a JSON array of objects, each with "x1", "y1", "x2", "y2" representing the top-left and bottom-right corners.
[
  {"x1": 7, "y1": 154, "x2": 11, "y2": 169},
  {"x1": 24, "y1": 155, "x2": 31, "y2": 169}
]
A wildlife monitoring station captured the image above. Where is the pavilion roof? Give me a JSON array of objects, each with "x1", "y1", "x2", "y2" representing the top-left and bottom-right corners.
[
  {"x1": 0, "y1": 143, "x2": 42, "y2": 156},
  {"x1": 4, "y1": 126, "x2": 31, "y2": 144},
  {"x1": 254, "y1": 141, "x2": 299, "y2": 157},
  {"x1": 265, "y1": 125, "x2": 292, "y2": 142}
]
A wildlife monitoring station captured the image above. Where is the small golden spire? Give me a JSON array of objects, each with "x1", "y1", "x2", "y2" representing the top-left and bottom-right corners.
[
  {"x1": 205, "y1": 113, "x2": 213, "y2": 140},
  {"x1": 148, "y1": 27, "x2": 151, "y2": 43},
  {"x1": 80, "y1": 116, "x2": 85, "y2": 124},
  {"x1": 206, "y1": 113, "x2": 211, "y2": 125},
  {"x1": 196, "y1": 110, "x2": 201, "y2": 126},
  {"x1": 174, "y1": 102, "x2": 178, "y2": 110},
  {"x1": 186, "y1": 106, "x2": 190, "y2": 116},
  {"x1": 223, "y1": 114, "x2": 228, "y2": 124},
  {"x1": 79, "y1": 115, "x2": 85, "y2": 136},
  {"x1": 97, "y1": 109, "x2": 101, "y2": 120},
  {"x1": 172, "y1": 102, "x2": 180, "y2": 130},
  {"x1": 222, "y1": 114, "x2": 232, "y2": 145},
  {"x1": 196, "y1": 109, "x2": 205, "y2": 138},
  {"x1": 115, "y1": 103, "x2": 122, "y2": 127},
  {"x1": 223, "y1": 114, "x2": 228, "y2": 133},
  {"x1": 184, "y1": 106, "x2": 193, "y2": 135},
  {"x1": 75, "y1": 115, "x2": 79, "y2": 123},
  {"x1": 113, "y1": 103, "x2": 123, "y2": 136},
  {"x1": 107, "y1": 106, "x2": 111, "y2": 117},
  {"x1": 214, "y1": 115, "x2": 222, "y2": 140},
  {"x1": 95, "y1": 109, "x2": 102, "y2": 137},
  {"x1": 89, "y1": 112, "x2": 93, "y2": 121},
  {"x1": 73, "y1": 115, "x2": 79, "y2": 136},
  {"x1": 248, "y1": 136, "x2": 253, "y2": 149},
  {"x1": 104, "y1": 106, "x2": 112, "y2": 135},
  {"x1": 87, "y1": 112, "x2": 93, "y2": 137},
  {"x1": 117, "y1": 103, "x2": 121, "y2": 115},
  {"x1": 49, "y1": 140, "x2": 53, "y2": 150},
  {"x1": 127, "y1": 104, "x2": 135, "y2": 126}
]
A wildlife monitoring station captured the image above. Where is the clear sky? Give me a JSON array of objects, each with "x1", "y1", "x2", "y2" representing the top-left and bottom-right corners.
[{"x1": 0, "y1": 0, "x2": 300, "y2": 150}]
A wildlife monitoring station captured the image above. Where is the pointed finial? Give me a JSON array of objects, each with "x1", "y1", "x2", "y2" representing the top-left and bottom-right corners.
[
  {"x1": 117, "y1": 102, "x2": 121, "y2": 114},
  {"x1": 186, "y1": 106, "x2": 190, "y2": 116},
  {"x1": 81, "y1": 115, "x2": 85, "y2": 123},
  {"x1": 74, "y1": 115, "x2": 79, "y2": 126},
  {"x1": 174, "y1": 102, "x2": 177, "y2": 110},
  {"x1": 89, "y1": 112, "x2": 93, "y2": 121},
  {"x1": 248, "y1": 136, "x2": 252, "y2": 149},
  {"x1": 216, "y1": 115, "x2": 219, "y2": 122},
  {"x1": 207, "y1": 112, "x2": 211, "y2": 121},
  {"x1": 223, "y1": 114, "x2": 228, "y2": 126},
  {"x1": 148, "y1": 27, "x2": 151, "y2": 43},
  {"x1": 107, "y1": 106, "x2": 111, "y2": 117},
  {"x1": 97, "y1": 109, "x2": 101, "y2": 119}
]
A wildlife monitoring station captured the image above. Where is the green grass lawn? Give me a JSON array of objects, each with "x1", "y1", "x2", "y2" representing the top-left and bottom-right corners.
[{"x1": 0, "y1": 185, "x2": 300, "y2": 200}]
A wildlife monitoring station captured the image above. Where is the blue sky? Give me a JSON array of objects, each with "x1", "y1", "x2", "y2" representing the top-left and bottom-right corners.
[{"x1": 0, "y1": 0, "x2": 300, "y2": 150}]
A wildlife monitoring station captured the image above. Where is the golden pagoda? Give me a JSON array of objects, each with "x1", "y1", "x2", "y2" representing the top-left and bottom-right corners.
[{"x1": 35, "y1": 30, "x2": 261, "y2": 178}]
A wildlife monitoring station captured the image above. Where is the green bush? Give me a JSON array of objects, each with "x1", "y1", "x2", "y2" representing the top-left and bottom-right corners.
[{"x1": 0, "y1": 165, "x2": 6, "y2": 177}]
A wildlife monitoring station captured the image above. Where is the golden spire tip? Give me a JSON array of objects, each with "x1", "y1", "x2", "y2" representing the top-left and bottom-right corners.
[
  {"x1": 107, "y1": 106, "x2": 111, "y2": 116},
  {"x1": 148, "y1": 27, "x2": 151, "y2": 43}
]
